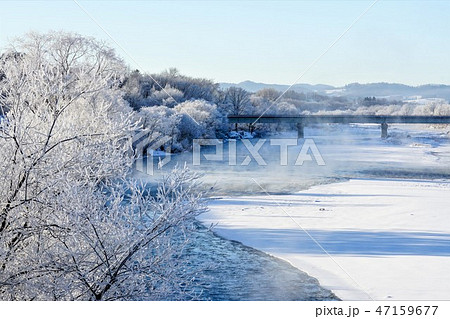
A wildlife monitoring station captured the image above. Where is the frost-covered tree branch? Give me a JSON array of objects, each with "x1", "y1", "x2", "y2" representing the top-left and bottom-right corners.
[{"x1": 0, "y1": 31, "x2": 205, "y2": 300}]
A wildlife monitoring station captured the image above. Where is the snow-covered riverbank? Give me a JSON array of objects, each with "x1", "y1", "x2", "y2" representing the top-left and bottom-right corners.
[{"x1": 198, "y1": 178, "x2": 450, "y2": 300}]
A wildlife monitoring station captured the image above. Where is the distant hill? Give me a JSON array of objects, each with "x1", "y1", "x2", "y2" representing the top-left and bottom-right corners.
[
  {"x1": 220, "y1": 80, "x2": 450, "y2": 101},
  {"x1": 342, "y1": 83, "x2": 450, "y2": 100}
]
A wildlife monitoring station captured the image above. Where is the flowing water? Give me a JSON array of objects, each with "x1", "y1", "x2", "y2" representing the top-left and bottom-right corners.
[{"x1": 181, "y1": 224, "x2": 337, "y2": 301}]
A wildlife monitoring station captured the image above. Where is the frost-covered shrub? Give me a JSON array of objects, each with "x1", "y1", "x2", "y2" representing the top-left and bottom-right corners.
[
  {"x1": 149, "y1": 85, "x2": 184, "y2": 107},
  {"x1": 122, "y1": 68, "x2": 219, "y2": 108},
  {"x1": 138, "y1": 105, "x2": 177, "y2": 137},
  {"x1": 138, "y1": 104, "x2": 207, "y2": 152},
  {"x1": 175, "y1": 99, "x2": 225, "y2": 138},
  {"x1": 412, "y1": 103, "x2": 450, "y2": 116},
  {"x1": 310, "y1": 102, "x2": 450, "y2": 117},
  {"x1": 175, "y1": 113, "x2": 203, "y2": 150},
  {"x1": 274, "y1": 101, "x2": 298, "y2": 116}
]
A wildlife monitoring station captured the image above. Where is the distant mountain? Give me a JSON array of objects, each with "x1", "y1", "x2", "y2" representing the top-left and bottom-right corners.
[
  {"x1": 220, "y1": 80, "x2": 450, "y2": 100},
  {"x1": 342, "y1": 83, "x2": 450, "y2": 99}
]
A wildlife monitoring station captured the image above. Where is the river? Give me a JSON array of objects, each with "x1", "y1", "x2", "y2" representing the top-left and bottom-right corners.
[{"x1": 135, "y1": 124, "x2": 450, "y2": 300}]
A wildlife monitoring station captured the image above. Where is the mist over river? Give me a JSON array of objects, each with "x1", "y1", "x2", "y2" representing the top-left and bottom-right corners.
[{"x1": 138, "y1": 124, "x2": 450, "y2": 194}]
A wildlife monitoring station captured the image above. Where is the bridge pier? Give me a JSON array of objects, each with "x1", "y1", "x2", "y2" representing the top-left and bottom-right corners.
[
  {"x1": 297, "y1": 123, "x2": 304, "y2": 139},
  {"x1": 381, "y1": 123, "x2": 388, "y2": 139}
]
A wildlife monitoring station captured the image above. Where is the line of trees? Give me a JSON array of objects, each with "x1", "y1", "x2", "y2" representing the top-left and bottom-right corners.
[{"x1": 117, "y1": 67, "x2": 450, "y2": 139}]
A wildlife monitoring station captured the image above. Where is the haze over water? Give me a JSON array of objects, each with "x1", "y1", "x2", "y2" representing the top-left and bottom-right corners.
[{"x1": 138, "y1": 124, "x2": 450, "y2": 195}]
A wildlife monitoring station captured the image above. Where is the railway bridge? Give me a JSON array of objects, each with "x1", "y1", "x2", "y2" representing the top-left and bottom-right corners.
[{"x1": 227, "y1": 115, "x2": 450, "y2": 138}]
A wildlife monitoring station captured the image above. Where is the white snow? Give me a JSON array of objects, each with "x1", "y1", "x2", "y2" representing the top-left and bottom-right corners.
[
  {"x1": 197, "y1": 124, "x2": 450, "y2": 301},
  {"x1": 199, "y1": 179, "x2": 450, "y2": 300}
]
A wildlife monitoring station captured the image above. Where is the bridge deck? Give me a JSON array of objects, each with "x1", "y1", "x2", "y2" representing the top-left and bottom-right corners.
[{"x1": 227, "y1": 115, "x2": 450, "y2": 124}]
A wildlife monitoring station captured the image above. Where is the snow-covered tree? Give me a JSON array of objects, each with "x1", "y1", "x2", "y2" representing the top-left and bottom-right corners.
[
  {"x1": 152, "y1": 85, "x2": 184, "y2": 107},
  {"x1": 224, "y1": 87, "x2": 251, "y2": 116},
  {"x1": 0, "y1": 31, "x2": 205, "y2": 300},
  {"x1": 122, "y1": 68, "x2": 219, "y2": 108},
  {"x1": 175, "y1": 99, "x2": 224, "y2": 138},
  {"x1": 254, "y1": 88, "x2": 281, "y2": 102},
  {"x1": 139, "y1": 105, "x2": 177, "y2": 138}
]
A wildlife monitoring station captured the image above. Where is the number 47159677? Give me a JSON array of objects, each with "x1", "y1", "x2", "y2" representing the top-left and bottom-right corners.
[{"x1": 375, "y1": 305, "x2": 438, "y2": 316}]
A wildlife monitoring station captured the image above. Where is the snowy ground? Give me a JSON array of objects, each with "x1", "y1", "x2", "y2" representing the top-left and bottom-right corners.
[
  {"x1": 196, "y1": 124, "x2": 450, "y2": 300},
  {"x1": 199, "y1": 179, "x2": 450, "y2": 300}
]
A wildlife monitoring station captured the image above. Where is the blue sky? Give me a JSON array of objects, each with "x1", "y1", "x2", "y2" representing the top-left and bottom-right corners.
[{"x1": 1, "y1": 1, "x2": 449, "y2": 86}]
